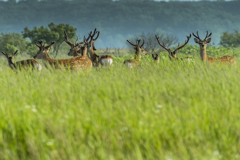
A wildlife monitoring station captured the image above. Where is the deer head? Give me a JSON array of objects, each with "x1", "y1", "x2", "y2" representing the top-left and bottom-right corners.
[
  {"x1": 156, "y1": 34, "x2": 191, "y2": 59},
  {"x1": 64, "y1": 31, "x2": 83, "y2": 56},
  {"x1": 2, "y1": 50, "x2": 18, "y2": 70},
  {"x1": 77, "y1": 33, "x2": 93, "y2": 56},
  {"x1": 152, "y1": 54, "x2": 159, "y2": 63},
  {"x1": 127, "y1": 39, "x2": 148, "y2": 57},
  {"x1": 192, "y1": 31, "x2": 212, "y2": 49},
  {"x1": 34, "y1": 41, "x2": 55, "y2": 59}
]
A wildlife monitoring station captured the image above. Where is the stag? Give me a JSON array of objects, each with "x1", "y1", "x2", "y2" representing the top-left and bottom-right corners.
[
  {"x1": 86, "y1": 29, "x2": 113, "y2": 67},
  {"x1": 192, "y1": 31, "x2": 235, "y2": 64},
  {"x1": 124, "y1": 39, "x2": 148, "y2": 68},
  {"x1": 156, "y1": 34, "x2": 192, "y2": 62},
  {"x1": 2, "y1": 50, "x2": 42, "y2": 71},
  {"x1": 33, "y1": 41, "x2": 92, "y2": 71},
  {"x1": 64, "y1": 31, "x2": 91, "y2": 57}
]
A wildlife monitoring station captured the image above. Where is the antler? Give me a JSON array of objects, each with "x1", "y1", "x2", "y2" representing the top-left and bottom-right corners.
[
  {"x1": 64, "y1": 31, "x2": 74, "y2": 47},
  {"x1": 35, "y1": 42, "x2": 41, "y2": 49},
  {"x1": 45, "y1": 42, "x2": 55, "y2": 51},
  {"x1": 92, "y1": 31, "x2": 100, "y2": 42},
  {"x1": 75, "y1": 37, "x2": 79, "y2": 46},
  {"x1": 155, "y1": 35, "x2": 170, "y2": 51},
  {"x1": 141, "y1": 40, "x2": 144, "y2": 47},
  {"x1": 2, "y1": 51, "x2": 8, "y2": 57},
  {"x1": 192, "y1": 31, "x2": 212, "y2": 42},
  {"x1": 174, "y1": 34, "x2": 191, "y2": 51},
  {"x1": 13, "y1": 50, "x2": 18, "y2": 56},
  {"x1": 86, "y1": 31, "x2": 92, "y2": 42},
  {"x1": 127, "y1": 40, "x2": 136, "y2": 47},
  {"x1": 203, "y1": 31, "x2": 212, "y2": 41}
]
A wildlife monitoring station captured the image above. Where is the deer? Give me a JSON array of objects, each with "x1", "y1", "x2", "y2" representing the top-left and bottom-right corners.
[
  {"x1": 64, "y1": 31, "x2": 90, "y2": 57},
  {"x1": 155, "y1": 34, "x2": 192, "y2": 62},
  {"x1": 124, "y1": 39, "x2": 148, "y2": 68},
  {"x1": 152, "y1": 54, "x2": 159, "y2": 63},
  {"x1": 192, "y1": 31, "x2": 236, "y2": 64},
  {"x1": 2, "y1": 50, "x2": 42, "y2": 71},
  {"x1": 86, "y1": 29, "x2": 114, "y2": 67},
  {"x1": 33, "y1": 41, "x2": 92, "y2": 71}
]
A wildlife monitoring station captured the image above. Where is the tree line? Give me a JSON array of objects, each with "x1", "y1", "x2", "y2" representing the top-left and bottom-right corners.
[{"x1": 0, "y1": 1, "x2": 240, "y2": 47}]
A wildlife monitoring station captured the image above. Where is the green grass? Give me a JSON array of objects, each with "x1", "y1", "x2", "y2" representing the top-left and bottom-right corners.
[{"x1": 0, "y1": 46, "x2": 240, "y2": 160}]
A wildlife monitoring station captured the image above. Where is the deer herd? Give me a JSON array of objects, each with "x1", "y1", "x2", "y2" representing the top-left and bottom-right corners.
[{"x1": 1, "y1": 29, "x2": 236, "y2": 72}]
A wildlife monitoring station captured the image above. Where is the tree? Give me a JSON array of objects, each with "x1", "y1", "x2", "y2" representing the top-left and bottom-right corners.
[
  {"x1": 0, "y1": 33, "x2": 30, "y2": 55},
  {"x1": 22, "y1": 23, "x2": 77, "y2": 57},
  {"x1": 220, "y1": 30, "x2": 240, "y2": 47},
  {"x1": 126, "y1": 31, "x2": 178, "y2": 53}
]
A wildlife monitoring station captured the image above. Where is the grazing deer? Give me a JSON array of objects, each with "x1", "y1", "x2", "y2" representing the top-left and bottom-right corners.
[
  {"x1": 2, "y1": 50, "x2": 42, "y2": 71},
  {"x1": 193, "y1": 31, "x2": 236, "y2": 64},
  {"x1": 87, "y1": 29, "x2": 114, "y2": 67},
  {"x1": 152, "y1": 54, "x2": 159, "y2": 63},
  {"x1": 124, "y1": 39, "x2": 148, "y2": 68},
  {"x1": 156, "y1": 34, "x2": 192, "y2": 62},
  {"x1": 33, "y1": 41, "x2": 92, "y2": 71}
]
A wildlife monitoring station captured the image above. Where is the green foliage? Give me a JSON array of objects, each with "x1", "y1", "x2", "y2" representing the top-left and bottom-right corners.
[
  {"x1": 1, "y1": 50, "x2": 240, "y2": 159},
  {"x1": 219, "y1": 30, "x2": 240, "y2": 47},
  {"x1": 22, "y1": 23, "x2": 77, "y2": 57},
  {"x1": 3, "y1": 43, "x2": 18, "y2": 54},
  {"x1": 26, "y1": 44, "x2": 38, "y2": 57},
  {"x1": 0, "y1": 33, "x2": 30, "y2": 55}
]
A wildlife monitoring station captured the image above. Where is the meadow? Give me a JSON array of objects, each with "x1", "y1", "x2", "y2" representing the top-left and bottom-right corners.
[{"x1": 0, "y1": 45, "x2": 240, "y2": 160}]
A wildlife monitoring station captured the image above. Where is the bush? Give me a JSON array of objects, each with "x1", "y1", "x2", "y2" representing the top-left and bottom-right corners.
[{"x1": 219, "y1": 30, "x2": 240, "y2": 47}]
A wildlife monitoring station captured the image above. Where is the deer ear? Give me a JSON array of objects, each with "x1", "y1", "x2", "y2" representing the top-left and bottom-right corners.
[
  {"x1": 174, "y1": 50, "x2": 179, "y2": 55},
  {"x1": 206, "y1": 38, "x2": 211, "y2": 43},
  {"x1": 194, "y1": 38, "x2": 199, "y2": 44}
]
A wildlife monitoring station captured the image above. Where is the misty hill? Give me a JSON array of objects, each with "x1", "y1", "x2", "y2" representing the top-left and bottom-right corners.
[{"x1": 0, "y1": 1, "x2": 240, "y2": 48}]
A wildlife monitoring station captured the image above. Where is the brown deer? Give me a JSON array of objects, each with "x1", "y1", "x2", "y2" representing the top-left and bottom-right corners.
[
  {"x1": 192, "y1": 31, "x2": 235, "y2": 64},
  {"x1": 64, "y1": 31, "x2": 91, "y2": 57},
  {"x1": 87, "y1": 29, "x2": 114, "y2": 67},
  {"x1": 156, "y1": 34, "x2": 192, "y2": 62},
  {"x1": 152, "y1": 54, "x2": 159, "y2": 63},
  {"x1": 124, "y1": 39, "x2": 148, "y2": 68},
  {"x1": 2, "y1": 50, "x2": 42, "y2": 71},
  {"x1": 33, "y1": 41, "x2": 92, "y2": 71}
]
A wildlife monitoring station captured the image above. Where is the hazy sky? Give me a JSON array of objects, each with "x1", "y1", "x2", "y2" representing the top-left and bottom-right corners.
[{"x1": 4, "y1": 0, "x2": 232, "y2": 2}]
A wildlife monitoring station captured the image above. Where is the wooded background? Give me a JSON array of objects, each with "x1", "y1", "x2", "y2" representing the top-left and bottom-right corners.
[{"x1": 0, "y1": 0, "x2": 240, "y2": 47}]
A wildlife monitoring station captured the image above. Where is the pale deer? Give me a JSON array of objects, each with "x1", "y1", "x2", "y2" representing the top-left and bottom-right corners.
[
  {"x1": 156, "y1": 34, "x2": 192, "y2": 62},
  {"x1": 33, "y1": 41, "x2": 92, "y2": 71},
  {"x1": 2, "y1": 50, "x2": 42, "y2": 71},
  {"x1": 192, "y1": 31, "x2": 236, "y2": 64},
  {"x1": 152, "y1": 54, "x2": 159, "y2": 63},
  {"x1": 87, "y1": 29, "x2": 114, "y2": 67},
  {"x1": 124, "y1": 39, "x2": 148, "y2": 68}
]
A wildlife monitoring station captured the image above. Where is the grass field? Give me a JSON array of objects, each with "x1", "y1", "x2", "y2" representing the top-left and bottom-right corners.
[{"x1": 0, "y1": 46, "x2": 240, "y2": 160}]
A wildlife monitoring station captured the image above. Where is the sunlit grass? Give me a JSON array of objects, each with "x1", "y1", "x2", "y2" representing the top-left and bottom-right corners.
[{"x1": 0, "y1": 46, "x2": 240, "y2": 160}]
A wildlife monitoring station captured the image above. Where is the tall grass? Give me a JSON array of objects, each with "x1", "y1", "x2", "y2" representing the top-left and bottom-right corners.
[{"x1": 0, "y1": 46, "x2": 240, "y2": 160}]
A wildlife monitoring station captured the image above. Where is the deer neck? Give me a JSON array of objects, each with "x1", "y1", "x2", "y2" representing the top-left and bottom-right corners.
[
  {"x1": 88, "y1": 47, "x2": 98, "y2": 62},
  {"x1": 134, "y1": 51, "x2": 141, "y2": 61},
  {"x1": 200, "y1": 45, "x2": 208, "y2": 62},
  {"x1": 82, "y1": 48, "x2": 88, "y2": 56},
  {"x1": 74, "y1": 51, "x2": 81, "y2": 57},
  {"x1": 44, "y1": 51, "x2": 56, "y2": 64},
  {"x1": 9, "y1": 62, "x2": 16, "y2": 70}
]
